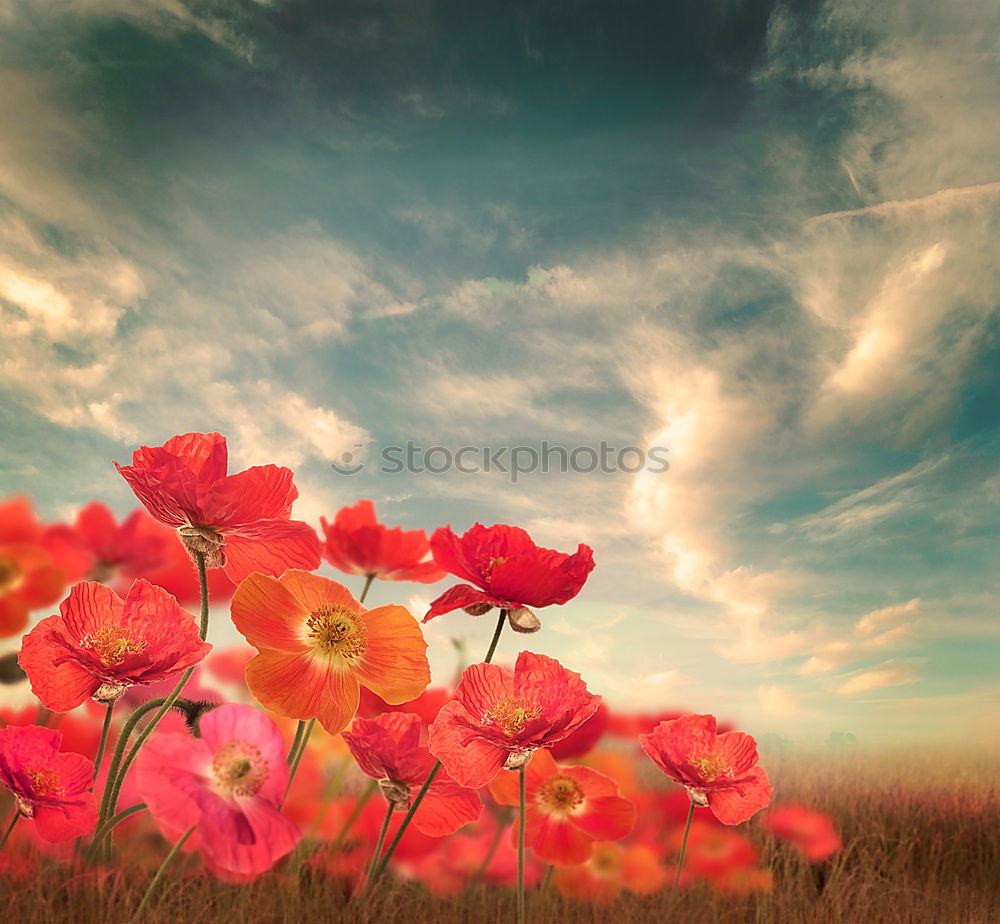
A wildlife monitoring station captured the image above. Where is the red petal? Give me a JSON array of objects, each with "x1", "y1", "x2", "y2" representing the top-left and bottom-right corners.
[
  {"x1": 200, "y1": 465, "x2": 298, "y2": 527},
  {"x1": 221, "y1": 519, "x2": 321, "y2": 584},
  {"x1": 709, "y1": 766, "x2": 773, "y2": 825},
  {"x1": 423, "y1": 584, "x2": 496, "y2": 622},
  {"x1": 571, "y1": 794, "x2": 636, "y2": 842}
]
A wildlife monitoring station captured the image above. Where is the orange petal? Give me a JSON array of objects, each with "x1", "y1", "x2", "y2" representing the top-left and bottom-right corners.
[
  {"x1": 231, "y1": 573, "x2": 308, "y2": 654},
  {"x1": 353, "y1": 604, "x2": 430, "y2": 704},
  {"x1": 245, "y1": 650, "x2": 360, "y2": 735},
  {"x1": 279, "y1": 570, "x2": 360, "y2": 614}
]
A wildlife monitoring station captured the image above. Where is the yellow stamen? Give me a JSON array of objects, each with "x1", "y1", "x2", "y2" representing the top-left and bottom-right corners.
[
  {"x1": 483, "y1": 696, "x2": 543, "y2": 737},
  {"x1": 81, "y1": 625, "x2": 148, "y2": 666},
  {"x1": 536, "y1": 774, "x2": 585, "y2": 814},
  {"x1": 306, "y1": 603, "x2": 368, "y2": 660},
  {"x1": 212, "y1": 740, "x2": 267, "y2": 797},
  {"x1": 689, "y1": 752, "x2": 731, "y2": 783}
]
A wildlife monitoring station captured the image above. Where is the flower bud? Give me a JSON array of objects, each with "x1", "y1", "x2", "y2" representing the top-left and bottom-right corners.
[
  {"x1": 378, "y1": 777, "x2": 413, "y2": 810},
  {"x1": 503, "y1": 748, "x2": 534, "y2": 771},
  {"x1": 506, "y1": 607, "x2": 541, "y2": 633},
  {"x1": 178, "y1": 524, "x2": 226, "y2": 568}
]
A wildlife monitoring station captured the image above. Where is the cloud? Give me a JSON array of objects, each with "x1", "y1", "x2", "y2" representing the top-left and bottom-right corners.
[
  {"x1": 757, "y1": 684, "x2": 800, "y2": 717},
  {"x1": 835, "y1": 661, "x2": 919, "y2": 696},
  {"x1": 798, "y1": 599, "x2": 918, "y2": 677}
]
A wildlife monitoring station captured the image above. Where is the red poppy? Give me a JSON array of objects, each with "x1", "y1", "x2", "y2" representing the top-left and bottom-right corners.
[
  {"x1": 18, "y1": 579, "x2": 211, "y2": 712},
  {"x1": 358, "y1": 685, "x2": 451, "y2": 727},
  {"x1": 342, "y1": 712, "x2": 480, "y2": 837},
  {"x1": 670, "y1": 819, "x2": 758, "y2": 883},
  {"x1": 231, "y1": 570, "x2": 430, "y2": 735},
  {"x1": 488, "y1": 747, "x2": 634, "y2": 865},
  {"x1": 548, "y1": 702, "x2": 609, "y2": 760},
  {"x1": 638, "y1": 714, "x2": 772, "y2": 825},
  {"x1": 0, "y1": 497, "x2": 67, "y2": 638},
  {"x1": 553, "y1": 842, "x2": 666, "y2": 905},
  {"x1": 423, "y1": 523, "x2": 595, "y2": 631},
  {"x1": 763, "y1": 804, "x2": 842, "y2": 861},
  {"x1": 320, "y1": 500, "x2": 446, "y2": 584},
  {"x1": 428, "y1": 651, "x2": 601, "y2": 789},
  {"x1": 53, "y1": 502, "x2": 236, "y2": 605},
  {"x1": 114, "y1": 432, "x2": 321, "y2": 584},
  {"x1": 0, "y1": 724, "x2": 97, "y2": 842}
]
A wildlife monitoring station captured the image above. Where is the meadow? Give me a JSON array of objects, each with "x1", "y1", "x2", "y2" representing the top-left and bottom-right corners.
[{"x1": 2, "y1": 745, "x2": 997, "y2": 923}]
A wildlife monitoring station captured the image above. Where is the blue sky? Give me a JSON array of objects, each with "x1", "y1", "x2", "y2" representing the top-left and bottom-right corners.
[{"x1": 1, "y1": 0, "x2": 998, "y2": 745}]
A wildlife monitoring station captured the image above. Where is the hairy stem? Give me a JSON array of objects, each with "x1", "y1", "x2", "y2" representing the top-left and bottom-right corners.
[{"x1": 130, "y1": 826, "x2": 195, "y2": 921}]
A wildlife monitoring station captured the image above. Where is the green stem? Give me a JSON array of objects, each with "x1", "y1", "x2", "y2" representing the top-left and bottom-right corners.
[
  {"x1": 130, "y1": 826, "x2": 195, "y2": 921},
  {"x1": 369, "y1": 762, "x2": 441, "y2": 885},
  {"x1": 195, "y1": 550, "x2": 210, "y2": 639},
  {"x1": 93, "y1": 700, "x2": 115, "y2": 781},
  {"x1": 482, "y1": 609, "x2": 507, "y2": 665},
  {"x1": 368, "y1": 612, "x2": 508, "y2": 887},
  {"x1": 0, "y1": 812, "x2": 17, "y2": 852},
  {"x1": 95, "y1": 698, "x2": 166, "y2": 833},
  {"x1": 328, "y1": 779, "x2": 377, "y2": 852},
  {"x1": 95, "y1": 549, "x2": 211, "y2": 856},
  {"x1": 282, "y1": 718, "x2": 315, "y2": 806},
  {"x1": 286, "y1": 721, "x2": 306, "y2": 766},
  {"x1": 367, "y1": 801, "x2": 393, "y2": 882},
  {"x1": 359, "y1": 573, "x2": 375, "y2": 604},
  {"x1": 675, "y1": 800, "x2": 696, "y2": 888},
  {"x1": 517, "y1": 764, "x2": 526, "y2": 924},
  {"x1": 89, "y1": 802, "x2": 147, "y2": 848}
]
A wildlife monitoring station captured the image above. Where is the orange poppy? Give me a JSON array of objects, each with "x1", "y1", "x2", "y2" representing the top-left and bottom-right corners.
[{"x1": 231, "y1": 570, "x2": 430, "y2": 735}]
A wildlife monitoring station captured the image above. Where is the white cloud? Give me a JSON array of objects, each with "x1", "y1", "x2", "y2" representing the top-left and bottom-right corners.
[{"x1": 835, "y1": 660, "x2": 918, "y2": 696}]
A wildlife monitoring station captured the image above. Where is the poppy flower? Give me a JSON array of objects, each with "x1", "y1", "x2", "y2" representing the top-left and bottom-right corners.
[
  {"x1": 423, "y1": 523, "x2": 595, "y2": 632},
  {"x1": 553, "y1": 842, "x2": 666, "y2": 905},
  {"x1": 0, "y1": 497, "x2": 67, "y2": 638},
  {"x1": 114, "y1": 432, "x2": 321, "y2": 585},
  {"x1": 342, "y1": 712, "x2": 480, "y2": 837},
  {"x1": 638, "y1": 714, "x2": 772, "y2": 825},
  {"x1": 763, "y1": 804, "x2": 842, "y2": 861},
  {"x1": 488, "y1": 747, "x2": 634, "y2": 865},
  {"x1": 54, "y1": 502, "x2": 236, "y2": 606},
  {"x1": 358, "y1": 685, "x2": 451, "y2": 727},
  {"x1": 428, "y1": 651, "x2": 601, "y2": 790},
  {"x1": 670, "y1": 819, "x2": 758, "y2": 883},
  {"x1": 320, "y1": 500, "x2": 446, "y2": 584},
  {"x1": 135, "y1": 703, "x2": 301, "y2": 880},
  {"x1": 19, "y1": 579, "x2": 211, "y2": 711},
  {"x1": 0, "y1": 724, "x2": 97, "y2": 842},
  {"x1": 231, "y1": 570, "x2": 430, "y2": 735}
]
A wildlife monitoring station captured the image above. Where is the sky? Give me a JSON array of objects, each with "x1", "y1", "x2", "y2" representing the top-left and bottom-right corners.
[{"x1": 1, "y1": 0, "x2": 998, "y2": 746}]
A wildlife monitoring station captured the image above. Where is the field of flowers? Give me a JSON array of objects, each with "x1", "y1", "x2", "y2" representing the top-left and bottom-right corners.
[{"x1": 1, "y1": 432, "x2": 996, "y2": 922}]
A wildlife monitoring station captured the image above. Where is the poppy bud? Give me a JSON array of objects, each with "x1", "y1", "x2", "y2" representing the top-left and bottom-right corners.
[
  {"x1": 503, "y1": 749, "x2": 533, "y2": 771},
  {"x1": 178, "y1": 525, "x2": 226, "y2": 568},
  {"x1": 506, "y1": 607, "x2": 541, "y2": 633},
  {"x1": 93, "y1": 681, "x2": 128, "y2": 703},
  {"x1": 463, "y1": 603, "x2": 493, "y2": 616},
  {"x1": 378, "y1": 778, "x2": 412, "y2": 810}
]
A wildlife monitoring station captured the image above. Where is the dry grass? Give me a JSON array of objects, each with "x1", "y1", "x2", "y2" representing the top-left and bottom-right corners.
[{"x1": 3, "y1": 747, "x2": 998, "y2": 923}]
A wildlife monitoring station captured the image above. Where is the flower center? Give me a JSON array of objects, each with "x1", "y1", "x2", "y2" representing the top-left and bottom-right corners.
[
  {"x1": 306, "y1": 604, "x2": 368, "y2": 660},
  {"x1": 80, "y1": 624, "x2": 149, "y2": 666},
  {"x1": 537, "y1": 774, "x2": 585, "y2": 814},
  {"x1": 689, "y1": 751, "x2": 731, "y2": 783},
  {"x1": 212, "y1": 739, "x2": 267, "y2": 797},
  {"x1": 590, "y1": 844, "x2": 622, "y2": 878},
  {"x1": 483, "y1": 556, "x2": 506, "y2": 580},
  {"x1": 483, "y1": 696, "x2": 543, "y2": 737},
  {"x1": 0, "y1": 556, "x2": 23, "y2": 595},
  {"x1": 26, "y1": 767, "x2": 60, "y2": 797}
]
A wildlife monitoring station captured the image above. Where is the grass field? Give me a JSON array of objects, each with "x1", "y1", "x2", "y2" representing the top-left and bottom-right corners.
[{"x1": 3, "y1": 746, "x2": 997, "y2": 923}]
